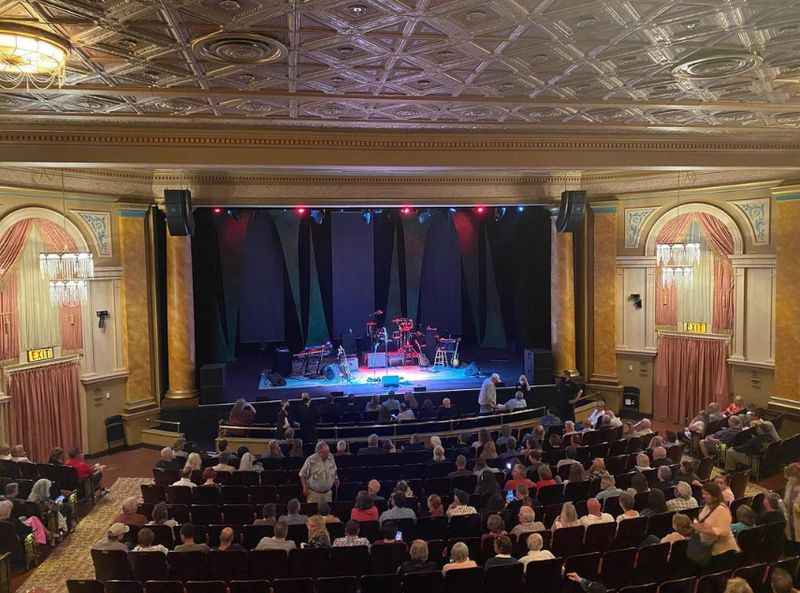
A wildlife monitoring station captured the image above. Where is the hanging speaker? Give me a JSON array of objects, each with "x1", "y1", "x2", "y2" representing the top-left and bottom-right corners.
[
  {"x1": 164, "y1": 189, "x2": 194, "y2": 236},
  {"x1": 555, "y1": 190, "x2": 586, "y2": 233}
]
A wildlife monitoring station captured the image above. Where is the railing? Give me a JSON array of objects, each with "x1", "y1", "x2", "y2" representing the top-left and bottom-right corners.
[
  {"x1": 217, "y1": 405, "x2": 547, "y2": 445},
  {"x1": 151, "y1": 417, "x2": 182, "y2": 434}
]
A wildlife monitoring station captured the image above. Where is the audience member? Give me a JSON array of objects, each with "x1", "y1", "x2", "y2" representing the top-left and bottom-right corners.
[
  {"x1": 553, "y1": 502, "x2": 581, "y2": 530},
  {"x1": 114, "y1": 496, "x2": 147, "y2": 526},
  {"x1": 254, "y1": 503, "x2": 277, "y2": 526},
  {"x1": 674, "y1": 459, "x2": 702, "y2": 486},
  {"x1": 758, "y1": 492, "x2": 787, "y2": 525},
  {"x1": 148, "y1": 502, "x2": 178, "y2": 527},
  {"x1": 770, "y1": 567, "x2": 798, "y2": 593},
  {"x1": 504, "y1": 464, "x2": 535, "y2": 492},
  {"x1": 566, "y1": 462, "x2": 587, "y2": 485},
  {"x1": 580, "y1": 498, "x2": 614, "y2": 526},
  {"x1": 448, "y1": 455, "x2": 472, "y2": 479},
  {"x1": 279, "y1": 498, "x2": 309, "y2": 526},
  {"x1": 596, "y1": 474, "x2": 623, "y2": 501},
  {"x1": 299, "y1": 440, "x2": 338, "y2": 504},
  {"x1": 442, "y1": 541, "x2": 477, "y2": 573},
  {"x1": 48, "y1": 447, "x2": 65, "y2": 465},
  {"x1": 255, "y1": 519, "x2": 295, "y2": 552},
  {"x1": 217, "y1": 526, "x2": 244, "y2": 551},
  {"x1": 731, "y1": 504, "x2": 756, "y2": 536},
  {"x1": 693, "y1": 481, "x2": 739, "y2": 571},
  {"x1": 660, "y1": 513, "x2": 693, "y2": 544},
  {"x1": 700, "y1": 414, "x2": 743, "y2": 458},
  {"x1": 171, "y1": 467, "x2": 196, "y2": 489},
  {"x1": 427, "y1": 494, "x2": 444, "y2": 518},
  {"x1": 202, "y1": 468, "x2": 217, "y2": 487},
  {"x1": 481, "y1": 513, "x2": 507, "y2": 547},
  {"x1": 173, "y1": 523, "x2": 210, "y2": 552},
  {"x1": 304, "y1": 514, "x2": 331, "y2": 548},
  {"x1": 212, "y1": 453, "x2": 236, "y2": 473},
  {"x1": 484, "y1": 534, "x2": 518, "y2": 570},
  {"x1": 641, "y1": 489, "x2": 667, "y2": 517},
  {"x1": 133, "y1": 527, "x2": 168, "y2": 554},
  {"x1": 359, "y1": 434, "x2": 383, "y2": 456},
  {"x1": 666, "y1": 481, "x2": 699, "y2": 512},
  {"x1": 155, "y1": 447, "x2": 179, "y2": 470},
  {"x1": 367, "y1": 479, "x2": 384, "y2": 503},
  {"x1": 397, "y1": 539, "x2": 438, "y2": 574},
  {"x1": 10, "y1": 445, "x2": 30, "y2": 463},
  {"x1": 379, "y1": 493, "x2": 417, "y2": 525},
  {"x1": 616, "y1": 492, "x2": 639, "y2": 522},
  {"x1": 351, "y1": 491, "x2": 379, "y2": 522},
  {"x1": 534, "y1": 465, "x2": 557, "y2": 491},
  {"x1": 446, "y1": 489, "x2": 477, "y2": 519},
  {"x1": 520, "y1": 533, "x2": 555, "y2": 569},
  {"x1": 511, "y1": 506, "x2": 545, "y2": 537},
  {"x1": 437, "y1": 398, "x2": 458, "y2": 420},
  {"x1": 714, "y1": 474, "x2": 736, "y2": 505},
  {"x1": 92, "y1": 523, "x2": 129, "y2": 551},
  {"x1": 333, "y1": 520, "x2": 370, "y2": 547}
]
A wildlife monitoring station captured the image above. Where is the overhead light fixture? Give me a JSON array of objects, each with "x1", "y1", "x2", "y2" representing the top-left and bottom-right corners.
[
  {"x1": 39, "y1": 171, "x2": 93, "y2": 306},
  {"x1": 361, "y1": 209, "x2": 372, "y2": 224},
  {"x1": 475, "y1": 206, "x2": 485, "y2": 214},
  {"x1": 226, "y1": 208, "x2": 239, "y2": 221},
  {"x1": 494, "y1": 207, "x2": 507, "y2": 221},
  {"x1": 310, "y1": 209, "x2": 325, "y2": 224},
  {"x1": 0, "y1": 23, "x2": 70, "y2": 89},
  {"x1": 212, "y1": 207, "x2": 223, "y2": 215},
  {"x1": 400, "y1": 207, "x2": 412, "y2": 215},
  {"x1": 517, "y1": 206, "x2": 525, "y2": 213},
  {"x1": 417, "y1": 209, "x2": 431, "y2": 224},
  {"x1": 656, "y1": 173, "x2": 702, "y2": 287}
]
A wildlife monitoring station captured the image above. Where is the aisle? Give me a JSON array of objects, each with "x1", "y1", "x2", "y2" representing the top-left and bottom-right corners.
[{"x1": 16, "y1": 477, "x2": 149, "y2": 593}]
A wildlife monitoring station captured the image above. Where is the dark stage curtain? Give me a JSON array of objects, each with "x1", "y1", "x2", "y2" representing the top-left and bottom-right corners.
[
  {"x1": 331, "y1": 212, "x2": 375, "y2": 339},
  {"x1": 419, "y1": 211, "x2": 462, "y2": 336}
]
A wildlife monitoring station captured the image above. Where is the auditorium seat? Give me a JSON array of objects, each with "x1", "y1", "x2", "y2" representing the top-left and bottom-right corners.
[
  {"x1": 360, "y1": 574, "x2": 402, "y2": 593},
  {"x1": 647, "y1": 512, "x2": 676, "y2": 539},
  {"x1": 251, "y1": 485, "x2": 277, "y2": 504},
  {"x1": 443, "y1": 566, "x2": 483, "y2": 593},
  {"x1": 129, "y1": 552, "x2": 169, "y2": 582},
  {"x1": 272, "y1": 578, "x2": 314, "y2": 593},
  {"x1": 286, "y1": 524, "x2": 308, "y2": 545},
  {"x1": 209, "y1": 550, "x2": 249, "y2": 581},
  {"x1": 696, "y1": 570, "x2": 732, "y2": 593},
  {"x1": 104, "y1": 581, "x2": 143, "y2": 593},
  {"x1": 167, "y1": 504, "x2": 190, "y2": 525},
  {"x1": 732, "y1": 563, "x2": 768, "y2": 593},
  {"x1": 248, "y1": 549, "x2": 289, "y2": 580},
  {"x1": 416, "y1": 517, "x2": 446, "y2": 541},
  {"x1": 166, "y1": 486, "x2": 192, "y2": 505},
  {"x1": 92, "y1": 549, "x2": 133, "y2": 582},
  {"x1": 222, "y1": 486, "x2": 250, "y2": 505},
  {"x1": 144, "y1": 581, "x2": 183, "y2": 593},
  {"x1": 738, "y1": 525, "x2": 767, "y2": 564},
  {"x1": 185, "y1": 581, "x2": 227, "y2": 593},
  {"x1": 552, "y1": 525, "x2": 585, "y2": 558},
  {"x1": 447, "y1": 514, "x2": 481, "y2": 538},
  {"x1": 600, "y1": 547, "x2": 637, "y2": 589},
  {"x1": 657, "y1": 577, "x2": 697, "y2": 593},
  {"x1": 316, "y1": 576, "x2": 357, "y2": 593},
  {"x1": 485, "y1": 563, "x2": 523, "y2": 593},
  {"x1": 330, "y1": 545, "x2": 369, "y2": 577},
  {"x1": 666, "y1": 540, "x2": 694, "y2": 579},
  {"x1": 67, "y1": 580, "x2": 104, "y2": 593},
  {"x1": 191, "y1": 505, "x2": 222, "y2": 525},
  {"x1": 230, "y1": 471, "x2": 259, "y2": 486},
  {"x1": 222, "y1": 504, "x2": 255, "y2": 524},
  {"x1": 585, "y1": 521, "x2": 616, "y2": 553},
  {"x1": 207, "y1": 524, "x2": 244, "y2": 547},
  {"x1": 770, "y1": 556, "x2": 800, "y2": 585},
  {"x1": 537, "y1": 484, "x2": 563, "y2": 506},
  {"x1": 167, "y1": 551, "x2": 209, "y2": 581},
  {"x1": 635, "y1": 543, "x2": 670, "y2": 584},
  {"x1": 761, "y1": 522, "x2": 788, "y2": 563},
  {"x1": 141, "y1": 485, "x2": 166, "y2": 505},
  {"x1": 243, "y1": 524, "x2": 273, "y2": 549},
  {"x1": 228, "y1": 580, "x2": 270, "y2": 593},
  {"x1": 289, "y1": 547, "x2": 332, "y2": 578},
  {"x1": 614, "y1": 516, "x2": 648, "y2": 548},
  {"x1": 564, "y1": 552, "x2": 601, "y2": 581},
  {"x1": 193, "y1": 486, "x2": 222, "y2": 505},
  {"x1": 620, "y1": 585, "x2": 658, "y2": 593},
  {"x1": 370, "y1": 542, "x2": 409, "y2": 574}
]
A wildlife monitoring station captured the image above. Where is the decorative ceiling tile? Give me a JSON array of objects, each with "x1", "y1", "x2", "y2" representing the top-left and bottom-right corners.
[
  {"x1": 625, "y1": 207, "x2": 659, "y2": 249},
  {"x1": 75, "y1": 210, "x2": 112, "y2": 258}
]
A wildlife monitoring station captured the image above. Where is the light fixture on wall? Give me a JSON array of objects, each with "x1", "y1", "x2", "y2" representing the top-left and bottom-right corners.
[
  {"x1": 0, "y1": 23, "x2": 70, "y2": 89},
  {"x1": 656, "y1": 172, "x2": 701, "y2": 287},
  {"x1": 39, "y1": 171, "x2": 93, "y2": 306}
]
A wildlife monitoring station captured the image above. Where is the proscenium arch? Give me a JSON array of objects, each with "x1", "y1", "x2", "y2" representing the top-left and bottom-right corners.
[
  {"x1": 0, "y1": 206, "x2": 91, "y2": 253},
  {"x1": 644, "y1": 202, "x2": 744, "y2": 257}
]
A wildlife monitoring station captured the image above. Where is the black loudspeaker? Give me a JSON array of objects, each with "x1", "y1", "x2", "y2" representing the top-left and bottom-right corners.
[
  {"x1": 164, "y1": 189, "x2": 194, "y2": 236},
  {"x1": 621, "y1": 386, "x2": 641, "y2": 419},
  {"x1": 267, "y1": 372, "x2": 286, "y2": 387},
  {"x1": 555, "y1": 190, "x2": 586, "y2": 233},
  {"x1": 199, "y1": 363, "x2": 226, "y2": 388},
  {"x1": 524, "y1": 349, "x2": 554, "y2": 385},
  {"x1": 274, "y1": 348, "x2": 292, "y2": 377}
]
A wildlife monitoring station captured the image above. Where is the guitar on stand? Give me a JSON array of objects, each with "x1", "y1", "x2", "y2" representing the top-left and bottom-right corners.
[{"x1": 337, "y1": 345, "x2": 352, "y2": 383}]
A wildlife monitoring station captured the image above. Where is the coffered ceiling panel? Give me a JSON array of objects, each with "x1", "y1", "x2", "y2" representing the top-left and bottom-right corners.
[{"x1": 1, "y1": 0, "x2": 800, "y2": 133}]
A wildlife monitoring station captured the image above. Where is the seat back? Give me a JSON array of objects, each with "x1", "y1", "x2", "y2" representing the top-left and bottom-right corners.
[
  {"x1": 91, "y1": 549, "x2": 133, "y2": 582},
  {"x1": 167, "y1": 551, "x2": 209, "y2": 581},
  {"x1": 289, "y1": 547, "x2": 331, "y2": 578},
  {"x1": 552, "y1": 525, "x2": 585, "y2": 558},
  {"x1": 105, "y1": 581, "x2": 143, "y2": 593},
  {"x1": 658, "y1": 577, "x2": 698, "y2": 593},
  {"x1": 732, "y1": 563, "x2": 768, "y2": 593},
  {"x1": 370, "y1": 542, "x2": 409, "y2": 574},
  {"x1": 66, "y1": 580, "x2": 104, "y2": 593},
  {"x1": 129, "y1": 552, "x2": 169, "y2": 582},
  {"x1": 228, "y1": 581, "x2": 270, "y2": 593},
  {"x1": 166, "y1": 486, "x2": 192, "y2": 505},
  {"x1": 696, "y1": 570, "x2": 732, "y2": 593},
  {"x1": 329, "y1": 545, "x2": 370, "y2": 577},
  {"x1": 209, "y1": 550, "x2": 250, "y2": 581},
  {"x1": 484, "y1": 563, "x2": 523, "y2": 593},
  {"x1": 447, "y1": 514, "x2": 481, "y2": 538},
  {"x1": 585, "y1": 521, "x2": 616, "y2": 553},
  {"x1": 737, "y1": 524, "x2": 767, "y2": 564},
  {"x1": 315, "y1": 576, "x2": 357, "y2": 593},
  {"x1": 564, "y1": 552, "x2": 601, "y2": 580},
  {"x1": 614, "y1": 516, "x2": 648, "y2": 548},
  {"x1": 272, "y1": 577, "x2": 314, "y2": 593},
  {"x1": 184, "y1": 582, "x2": 227, "y2": 593},
  {"x1": 635, "y1": 542, "x2": 670, "y2": 584},
  {"x1": 443, "y1": 566, "x2": 483, "y2": 593},
  {"x1": 243, "y1": 524, "x2": 274, "y2": 549},
  {"x1": 144, "y1": 581, "x2": 185, "y2": 593},
  {"x1": 525, "y1": 558, "x2": 563, "y2": 593},
  {"x1": 359, "y1": 574, "x2": 402, "y2": 593},
  {"x1": 600, "y1": 547, "x2": 637, "y2": 588},
  {"x1": 249, "y1": 549, "x2": 290, "y2": 579}
]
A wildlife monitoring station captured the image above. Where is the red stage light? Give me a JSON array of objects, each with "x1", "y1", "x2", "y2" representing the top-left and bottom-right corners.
[
  {"x1": 212, "y1": 207, "x2": 223, "y2": 215},
  {"x1": 296, "y1": 207, "x2": 306, "y2": 215},
  {"x1": 401, "y1": 207, "x2": 412, "y2": 215},
  {"x1": 476, "y1": 206, "x2": 485, "y2": 214}
]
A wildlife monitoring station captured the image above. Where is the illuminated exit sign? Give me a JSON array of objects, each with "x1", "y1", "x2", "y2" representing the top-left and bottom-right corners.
[{"x1": 27, "y1": 347, "x2": 54, "y2": 363}]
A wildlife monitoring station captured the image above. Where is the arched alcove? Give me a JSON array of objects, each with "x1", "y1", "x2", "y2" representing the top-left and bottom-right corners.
[
  {"x1": 0, "y1": 206, "x2": 91, "y2": 252},
  {"x1": 644, "y1": 202, "x2": 744, "y2": 257}
]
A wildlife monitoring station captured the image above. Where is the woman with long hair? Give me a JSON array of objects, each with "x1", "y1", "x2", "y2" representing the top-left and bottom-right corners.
[
  {"x1": 184, "y1": 452, "x2": 202, "y2": 472},
  {"x1": 693, "y1": 481, "x2": 739, "y2": 571},
  {"x1": 304, "y1": 514, "x2": 331, "y2": 548},
  {"x1": 552, "y1": 502, "x2": 581, "y2": 530}
]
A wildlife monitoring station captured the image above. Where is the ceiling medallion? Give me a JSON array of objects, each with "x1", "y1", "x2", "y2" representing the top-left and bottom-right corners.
[
  {"x1": 192, "y1": 31, "x2": 288, "y2": 65},
  {"x1": 0, "y1": 23, "x2": 71, "y2": 89},
  {"x1": 671, "y1": 49, "x2": 762, "y2": 81},
  {"x1": 347, "y1": 4, "x2": 368, "y2": 16}
]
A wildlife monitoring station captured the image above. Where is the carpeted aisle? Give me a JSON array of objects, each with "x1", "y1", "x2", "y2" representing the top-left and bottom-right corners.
[{"x1": 16, "y1": 477, "x2": 149, "y2": 593}]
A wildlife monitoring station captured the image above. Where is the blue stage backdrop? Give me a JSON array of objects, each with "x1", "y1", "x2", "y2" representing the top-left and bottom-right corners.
[{"x1": 192, "y1": 207, "x2": 551, "y2": 364}]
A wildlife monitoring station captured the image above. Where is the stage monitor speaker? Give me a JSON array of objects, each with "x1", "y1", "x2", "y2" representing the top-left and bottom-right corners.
[
  {"x1": 199, "y1": 363, "x2": 226, "y2": 388},
  {"x1": 555, "y1": 190, "x2": 586, "y2": 233},
  {"x1": 382, "y1": 375, "x2": 400, "y2": 388},
  {"x1": 164, "y1": 189, "x2": 194, "y2": 236},
  {"x1": 267, "y1": 372, "x2": 286, "y2": 387},
  {"x1": 274, "y1": 348, "x2": 292, "y2": 377},
  {"x1": 323, "y1": 364, "x2": 340, "y2": 382},
  {"x1": 524, "y1": 349, "x2": 554, "y2": 385}
]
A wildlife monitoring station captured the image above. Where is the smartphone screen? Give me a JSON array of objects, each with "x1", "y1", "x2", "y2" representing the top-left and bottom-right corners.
[
  {"x1": 55, "y1": 495, "x2": 65, "y2": 503},
  {"x1": 395, "y1": 531, "x2": 403, "y2": 541},
  {"x1": 506, "y1": 490, "x2": 514, "y2": 503}
]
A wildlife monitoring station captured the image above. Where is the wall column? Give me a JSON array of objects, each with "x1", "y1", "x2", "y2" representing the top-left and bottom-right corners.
[
  {"x1": 551, "y1": 216, "x2": 576, "y2": 374},
  {"x1": 119, "y1": 209, "x2": 157, "y2": 410},
  {"x1": 771, "y1": 189, "x2": 800, "y2": 413},
  {"x1": 164, "y1": 231, "x2": 198, "y2": 405}
]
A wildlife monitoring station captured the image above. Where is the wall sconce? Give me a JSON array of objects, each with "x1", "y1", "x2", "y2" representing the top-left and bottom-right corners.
[{"x1": 97, "y1": 310, "x2": 109, "y2": 329}]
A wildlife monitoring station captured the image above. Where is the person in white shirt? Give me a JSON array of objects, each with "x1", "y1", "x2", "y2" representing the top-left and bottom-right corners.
[
  {"x1": 503, "y1": 391, "x2": 527, "y2": 411},
  {"x1": 446, "y1": 489, "x2": 477, "y2": 519},
  {"x1": 133, "y1": 527, "x2": 168, "y2": 554},
  {"x1": 256, "y1": 520, "x2": 296, "y2": 552},
  {"x1": 616, "y1": 492, "x2": 640, "y2": 523},
  {"x1": 580, "y1": 498, "x2": 614, "y2": 526},
  {"x1": 478, "y1": 373, "x2": 501, "y2": 414},
  {"x1": 171, "y1": 467, "x2": 196, "y2": 489},
  {"x1": 396, "y1": 404, "x2": 416, "y2": 422},
  {"x1": 333, "y1": 520, "x2": 370, "y2": 547},
  {"x1": 519, "y1": 533, "x2": 555, "y2": 570},
  {"x1": 10, "y1": 445, "x2": 30, "y2": 463}
]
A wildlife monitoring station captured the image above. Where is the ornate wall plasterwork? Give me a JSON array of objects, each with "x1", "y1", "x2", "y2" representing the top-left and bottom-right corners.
[
  {"x1": 75, "y1": 210, "x2": 113, "y2": 257},
  {"x1": 624, "y1": 207, "x2": 659, "y2": 249},
  {"x1": 731, "y1": 198, "x2": 771, "y2": 245}
]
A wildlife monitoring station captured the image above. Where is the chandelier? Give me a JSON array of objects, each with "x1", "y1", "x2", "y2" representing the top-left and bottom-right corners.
[
  {"x1": 656, "y1": 173, "x2": 702, "y2": 287},
  {"x1": 39, "y1": 173, "x2": 93, "y2": 306},
  {"x1": 0, "y1": 23, "x2": 70, "y2": 90}
]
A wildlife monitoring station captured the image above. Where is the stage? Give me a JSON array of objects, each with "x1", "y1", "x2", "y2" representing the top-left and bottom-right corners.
[{"x1": 218, "y1": 345, "x2": 525, "y2": 403}]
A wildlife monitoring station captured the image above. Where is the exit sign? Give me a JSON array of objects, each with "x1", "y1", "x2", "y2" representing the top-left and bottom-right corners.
[
  {"x1": 683, "y1": 322, "x2": 708, "y2": 334},
  {"x1": 27, "y1": 347, "x2": 54, "y2": 363}
]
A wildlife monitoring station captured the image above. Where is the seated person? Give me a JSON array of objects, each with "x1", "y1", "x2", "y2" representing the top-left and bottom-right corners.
[
  {"x1": 651, "y1": 447, "x2": 671, "y2": 468},
  {"x1": 661, "y1": 513, "x2": 694, "y2": 544},
  {"x1": 379, "y1": 492, "x2": 417, "y2": 525},
  {"x1": 552, "y1": 502, "x2": 582, "y2": 530},
  {"x1": 279, "y1": 498, "x2": 309, "y2": 526},
  {"x1": 373, "y1": 521, "x2": 403, "y2": 546},
  {"x1": 132, "y1": 527, "x2": 168, "y2": 554},
  {"x1": 66, "y1": 447, "x2": 106, "y2": 495},
  {"x1": 520, "y1": 533, "x2": 555, "y2": 569},
  {"x1": 503, "y1": 391, "x2": 528, "y2": 411},
  {"x1": 504, "y1": 464, "x2": 535, "y2": 492},
  {"x1": 211, "y1": 453, "x2": 236, "y2": 473},
  {"x1": 556, "y1": 446, "x2": 581, "y2": 471},
  {"x1": 114, "y1": 497, "x2": 147, "y2": 526},
  {"x1": 174, "y1": 523, "x2": 210, "y2": 552},
  {"x1": 448, "y1": 455, "x2": 472, "y2": 479},
  {"x1": 446, "y1": 489, "x2": 477, "y2": 519},
  {"x1": 10, "y1": 445, "x2": 30, "y2": 463},
  {"x1": 725, "y1": 410, "x2": 780, "y2": 471},
  {"x1": 731, "y1": 504, "x2": 756, "y2": 536},
  {"x1": 484, "y1": 534, "x2": 519, "y2": 570},
  {"x1": 397, "y1": 539, "x2": 438, "y2": 574},
  {"x1": 481, "y1": 513, "x2": 507, "y2": 547},
  {"x1": 155, "y1": 447, "x2": 179, "y2": 471},
  {"x1": 758, "y1": 493, "x2": 787, "y2": 525},
  {"x1": 172, "y1": 467, "x2": 196, "y2": 489},
  {"x1": 436, "y1": 398, "x2": 458, "y2": 420},
  {"x1": 335, "y1": 440, "x2": 350, "y2": 456},
  {"x1": 442, "y1": 541, "x2": 477, "y2": 573},
  {"x1": 396, "y1": 403, "x2": 416, "y2": 422},
  {"x1": 403, "y1": 434, "x2": 425, "y2": 452},
  {"x1": 769, "y1": 567, "x2": 797, "y2": 593},
  {"x1": 217, "y1": 526, "x2": 245, "y2": 551},
  {"x1": 358, "y1": 434, "x2": 384, "y2": 456},
  {"x1": 700, "y1": 415, "x2": 743, "y2": 458},
  {"x1": 303, "y1": 515, "x2": 331, "y2": 549},
  {"x1": 256, "y1": 519, "x2": 295, "y2": 551},
  {"x1": 148, "y1": 502, "x2": 178, "y2": 528},
  {"x1": 92, "y1": 523, "x2": 130, "y2": 551},
  {"x1": 666, "y1": 481, "x2": 699, "y2": 512},
  {"x1": 510, "y1": 506, "x2": 545, "y2": 537},
  {"x1": 254, "y1": 503, "x2": 278, "y2": 526},
  {"x1": 333, "y1": 520, "x2": 370, "y2": 547},
  {"x1": 426, "y1": 494, "x2": 444, "y2": 518},
  {"x1": 595, "y1": 473, "x2": 624, "y2": 502},
  {"x1": 724, "y1": 396, "x2": 745, "y2": 417},
  {"x1": 616, "y1": 492, "x2": 640, "y2": 522},
  {"x1": 351, "y1": 491, "x2": 379, "y2": 522},
  {"x1": 640, "y1": 489, "x2": 667, "y2": 518},
  {"x1": 580, "y1": 498, "x2": 614, "y2": 526}
]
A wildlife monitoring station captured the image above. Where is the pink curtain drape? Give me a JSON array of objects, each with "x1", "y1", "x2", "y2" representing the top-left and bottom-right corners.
[
  {"x1": 8, "y1": 360, "x2": 82, "y2": 463},
  {"x1": 696, "y1": 213, "x2": 734, "y2": 331},
  {"x1": 654, "y1": 334, "x2": 729, "y2": 424},
  {"x1": 0, "y1": 220, "x2": 32, "y2": 282},
  {"x1": 34, "y1": 219, "x2": 84, "y2": 351},
  {"x1": 655, "y1": 214, "x2": 692, "y2": 326},
  {"x1": 0, "y1": 273, "x2": 18, "y2": 360}
]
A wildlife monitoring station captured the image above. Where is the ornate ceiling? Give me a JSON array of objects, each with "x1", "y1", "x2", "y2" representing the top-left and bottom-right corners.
[{"x1": 2, "y1": 0, "x2": 800, "y2": 133}]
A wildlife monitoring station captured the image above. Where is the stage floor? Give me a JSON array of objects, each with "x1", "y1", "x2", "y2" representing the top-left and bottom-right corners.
[{"x1": 221, "y1": 346, "x2": 523, "y2": 403}]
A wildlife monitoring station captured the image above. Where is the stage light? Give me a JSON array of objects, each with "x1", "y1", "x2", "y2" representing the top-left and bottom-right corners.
[
  {"x1": 310, "y1": 209, "x2": 325, "y2": 224},
  {"x1": 295, "y1": 207, "x2": 306, "y2": 216},
  {"x1": 494, "y1": 207, "x2": 507, "y2": 221},
  {"x1": 226, "y1": 208, "x2": 240, "y2": 221},
  {"x1": 475, "y1": 206, "x2": 485, "y2": 214},
  {"x1": 448, "y1": 207, "x2": 457, "y2": 213},
  {"x1": 417, "y1": 209, "x2": 431, "y2": 224},
  {"x1": 212, "y1": 207, "x2": 223, "y2": 215},
  {"x1": 517, "y1": 206, "x2": 525, "y2": 213},
  {"x1": 401, "y1": 207, "x2": 412, "y2": 215},
  {"x1": 361, "y1": 209, "x2": 372, "y2": 224}
]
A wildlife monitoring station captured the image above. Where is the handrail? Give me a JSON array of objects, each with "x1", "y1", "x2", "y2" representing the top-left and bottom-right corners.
[
  {"x1": 153, "y1": 418, "x2": 181, "y2": 433},
  {"x1": 217, "y1": 405, "x2": 547, "y2": 443}
]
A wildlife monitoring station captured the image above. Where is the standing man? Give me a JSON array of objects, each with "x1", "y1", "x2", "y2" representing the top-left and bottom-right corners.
[
  {"x1": 297, "y1": 393, "x2": 319, "y2": 445},
  {"x1": 478, "y1": 373, "x2": 501, "y2": 414},
  {"x1": 556, "y1": 371, "x2": 582, "y2": 423},
  {"x1": 299, "y1": 440, "x2": 338, "y2": 505}
]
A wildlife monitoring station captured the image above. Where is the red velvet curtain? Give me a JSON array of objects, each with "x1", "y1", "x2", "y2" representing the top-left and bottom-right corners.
[
  {"x1": 654, "y1": 334, "x2": 729, "y2": 424},
  {"x1": 655, "y1": 214, "x2": 692, "y2": 326},
  {"x1": 8, "y1": 360, "x2": 82, "y2": 463},
  {"x1": 0, "y1": 274, "x2": 18, "y2": 360}
]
